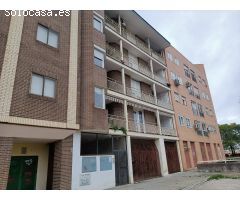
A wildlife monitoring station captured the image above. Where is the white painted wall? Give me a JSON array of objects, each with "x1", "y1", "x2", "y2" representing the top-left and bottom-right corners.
[{"x1": 71, "y1": 133, "x2": 116, "y2": 190}]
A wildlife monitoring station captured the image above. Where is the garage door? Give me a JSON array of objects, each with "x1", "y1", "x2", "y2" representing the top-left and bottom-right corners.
[
  {"x1": 131, "y1": 139, "x2": 161, "y2": 182},
  {"x1": 165, "y1": 141, "x2": 180, "y2": 174}
]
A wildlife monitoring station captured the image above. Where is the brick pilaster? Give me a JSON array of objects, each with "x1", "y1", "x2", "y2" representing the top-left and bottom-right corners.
[{"x1": 0, "y1": 137, "x2": 13, "y2": 190}]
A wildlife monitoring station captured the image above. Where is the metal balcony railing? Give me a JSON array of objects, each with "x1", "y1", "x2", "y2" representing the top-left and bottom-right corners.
[
  {"x1": 157, "y1": 99, "x2": 173, "y2": 110},
  {"x1": 105, "y1": 15, "x2": 120, "y2": 33},
  {"x1": 107, "y1": 78, "x2": 124, "y2": 94},
  {"x1": 161, "y1": 127, "x2": 177, "y2": 137},
  {"x1": 105, "y1": 15, "x2": 166, "y2": 66},
  {"x1": 153, "y1": 74, "x2": 167, "y2": 85},
  {"x1": 106, "y1": 43, "x2": 121, "y2": 62},
  {"x1": 151, "y1": 50, "x2": 166, "y2": 65},
  {"x1": 108, "y1": 114, "x2": 126, "y2": 129},
  {"x1": 126, "y1": 87, "x2": 155, "y2": 104},
  {"x1": 145, "y1": 122, "x2": 159, "y2": 134},
  {"x1": 121, "y1": 27, "x2": 149, "y2": 54},
  {"x1": 128, "y1": 119, "x2": 145, "y2": 133}
]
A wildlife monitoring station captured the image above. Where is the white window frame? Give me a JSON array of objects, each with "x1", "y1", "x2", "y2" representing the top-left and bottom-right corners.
[
  {"x1": 178, "y1": 115, "x2": 185, "y2": 126},
  {"x1": 185, "y1": 118, "x2": 191, "y2": 128},
  {"x1": 36, "y1": 24, "x2": 59, "y2": 48},
  {"x1": 30, "y1": 73, "x2": 56, "y2": 98},
  {"x1": 93, "y1": 15, "x2": 103, "y2": 32},
  {"x1": 94, "y1": 87, "x2": 105, "y2": 109},
  {"x1": 94, "y1": 48, "x2": 105, "y2": 68}
]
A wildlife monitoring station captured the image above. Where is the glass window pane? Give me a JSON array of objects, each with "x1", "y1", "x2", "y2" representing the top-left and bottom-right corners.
[
  {"x1": 44, "y1": 78, "x2": 55, "y2": 98},
  {"x1": 94, "y1": 57, "x2": 103, "y2": 67},
  {"x1": 30, "y1": 74, "x2": 43, "y2": 96},
  {"x1": 82, "y1": 157, "x2": 96, "y2": 173},
  {"x1": 93, "y1": 18, "x2": 102, "y2": 32},
  {"x1": 98, "y1": 134, "x2": 112, "y2": 155},
  {"x1": 48, "y1": 30, "x2": 59, "y2": 48},
  {"x1": 37, "y1": 25, "x2": 48, "y2": 44},
  {"x1": 94, "y1": 49, "x2": 104, "y2": 68},
  {"x1": 81, "y1": 133, "x2": 97, "y2": 155},
  {"x1": 100, "y1": 156, "x2": 112, "y2": 171},
  {"x1": 95, "y1": 87, "x2": 104, "y2": 108}
]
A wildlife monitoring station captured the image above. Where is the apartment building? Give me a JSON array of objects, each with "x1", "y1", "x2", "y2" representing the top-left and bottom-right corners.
[
  {"x1": 0, "y1": 10, "x2": 224, "y2": 190},
  {"x1": 165, "y1": 46, "x2": 225, "y2": 170}
]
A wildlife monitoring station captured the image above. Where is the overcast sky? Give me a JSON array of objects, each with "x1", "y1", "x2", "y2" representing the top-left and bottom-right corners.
[{"x1": 137, "y1": 10, "x2": 240, "y2": 125}]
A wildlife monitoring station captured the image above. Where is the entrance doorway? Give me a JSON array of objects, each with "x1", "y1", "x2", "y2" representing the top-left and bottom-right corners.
[
  {"x1": 131, "y1": 139, "x2": 161, "y2": 182},
  {"x1": 165, "y1": 141, "x2": 180, "y2": 173},
  {"x1": 190, "y1": 142, "x2": 197, "y2": 167},
  {"x1": 7, "y1": 156, "x2": 38, "y2": 190}
]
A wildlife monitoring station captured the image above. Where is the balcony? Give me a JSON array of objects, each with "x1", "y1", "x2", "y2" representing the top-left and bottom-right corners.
[
  {"x1": 126, "y1": 86, "x2": 155, "y2": 105},
  {"x1": 151, "y1": 50, "x2": 166, "y2": 66},
  {"x1": 105, "y1": 15, "x2": 166, "y2": 66},
  {"x1": 107, "y1": 78, "x2": 124, "y2": 94},
  {"x1": 108, "y1": 114, "x2": 126, "y2": 130},
  {"x1": 105, "y1": 15, "x2": 120, "y2": 34},
  {"x1": 106, "y1": 43, "x2": 121, "y2": 62},
  {"x1": 128, "y1": 120, "x2": 159, "y2": 135},
  {"x1": 153, "y1": 74, "x2": 167, "y2": 85},
  {"x1": 161, "y1": 127, "x2": 177, "y2": 137},
  {"x1": 157, "y1": 99, "x2": 173, "y2": 110}
]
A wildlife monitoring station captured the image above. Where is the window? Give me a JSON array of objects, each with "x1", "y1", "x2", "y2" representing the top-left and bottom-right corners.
[
  {"x1": 194, "y1": 87, "x2": 200, "y2": 99},
  {"x1": 174, "y1": 58, "x2": 180, "y2": 66},
  {"x1": 191, "y1": 101, "x2": 199, "y2": 116},
  {"x1": 94, "y1": 48, "x2": 104, "y2": 68},
  {"x1": 93, "y1": 15, "x2": 103, "y2": 32},
  {"x1": 167, "y1": 52, "x2": 173, "y2": 61},
  {"x1": 178, "y1": 115, "x2": 185, "y2": 126},
  {"x1": 185, "y1": 118, "x2": 191, "y2": 128},
  {"x1": 37, "y1": 24, "x2": 59, "y2": 48},
  {"x1": 184, "y1": 65, "x2": 190, "y2": 78},
  {"x1": 198, "y1": 104, "x2": 204, "y2": 117},
  {"x1": 181, "y1": 96, "x2": 187, "y2": 106},
  {"x1": 30, "y1": 74, "x2": 56, "y2": 98},
  {"x1": 190, "y1": 70, "x2": 197, "y2": 82},
  {"x1": 188, "y1": 84, "x2": 194, "y2": 96},
  {"x1": 95, "y1": 87, "x2": 105, "y2": 109},
  {"x1": 174, "y1": 92, "x2": 181, "y2": 102}
]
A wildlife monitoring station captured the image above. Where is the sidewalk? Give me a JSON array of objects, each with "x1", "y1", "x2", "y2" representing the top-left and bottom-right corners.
[{"x1": 111, "y1": 170, "x2": 240, "y2": 190}]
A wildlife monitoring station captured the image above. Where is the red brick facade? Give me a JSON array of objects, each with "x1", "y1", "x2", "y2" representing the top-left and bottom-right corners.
[{"x1": 0, "y1": 137, "x2": 13, "y2": 190}]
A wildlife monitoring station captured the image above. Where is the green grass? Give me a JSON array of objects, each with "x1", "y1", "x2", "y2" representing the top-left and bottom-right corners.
[{"x1": 207, "y1": 174, "x2": 240, "y2": 181}]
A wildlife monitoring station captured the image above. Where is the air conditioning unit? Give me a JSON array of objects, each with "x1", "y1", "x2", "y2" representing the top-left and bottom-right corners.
[
  {"x1": 194, "y1": 121, "x2": 201, "y2": 130},
  {"x1": 174, "y1": 78, "x2": 180, "y2": 86}
]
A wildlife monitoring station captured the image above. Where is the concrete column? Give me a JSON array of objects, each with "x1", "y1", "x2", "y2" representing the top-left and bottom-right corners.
[
  {"x1": 118, "y1": 15, "x2": 122, "y2": 35},
  {"x1": 71, "y1": 133, "x2": 81, "y2": 190},
  {"x1": 147, "y1": 38, "x2": 151, "y2": 54},
  {"x1": 126, "y1": 136, "x2": 134, "y2": 183},
  {"x1": 176, "y1": 140, "x2": 183, "y2": 172},
  {"x1": 153, "y1": 83, "x2": 157, "y2": 104},
  {"x1": 155, "y1": 138, "x2": 168, "y2": 176},
  {"x1": 149, "y1": 59, "x2": 154, "y2": 79},
  {"x1": 124, "y1": 100, "x2": 129, "y2": 131},
  {"x1": 121, "y1": 68, "x2": 126, "y2": 94},
  {"x1": 120, "y1": 39, "x2": 124, "y2": 61},
  {"x1": 156, "y1": 110, "x2": 161, "y2": 135}
]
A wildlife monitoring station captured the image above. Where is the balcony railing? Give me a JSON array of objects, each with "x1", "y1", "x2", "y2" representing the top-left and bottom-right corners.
[
  {"x1": 128, "y1": 119, "x2": 159, "y2": 135},
  {"x1": 128, "y1": 119, "x2": 144, "y2": 133},
  {"x1": 106, "y1": 43, "x2": 121, "y2": 62},
  {"x1": 107, "y1": 78, "x2": 124, "y2": 94},
  {"x1": 151, "y1": 50, "x2": 166, "y2": 65},
  {"x1": 121, "y1": 27, "x2": 149, "y2": 54},
  {"x1": 105, "y1": 15, "x2": 120, "y2": 34},
  {"x1": 145, "y1": 122, "x2": 159, "y2": 134},
  {"x1": 161, "y1": 127, "x2": 177, "y2": 137},
  {"x1": 157, "y1": 99, "x2": 173, "y2": 110},
  {"x1": 153, "y1": 74, "x2": 167, "y2": 85},
  {"x1": 108, "y1": 115, "x2": 126, "y2": 129},
  {"x1": 126, "y1": 87, "x2": 155, "y2": 104},
  {"x1": 105, "y1": 15, "x2": 166, "y2": 66}
]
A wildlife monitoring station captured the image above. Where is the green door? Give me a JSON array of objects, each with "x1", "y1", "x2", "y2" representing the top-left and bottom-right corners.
[{"x1": 7, "y1": 156, "x2": 38, "y2": 190}]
